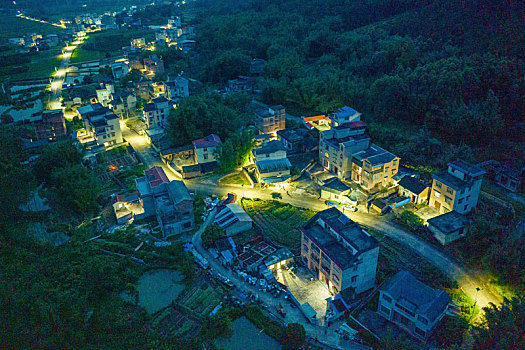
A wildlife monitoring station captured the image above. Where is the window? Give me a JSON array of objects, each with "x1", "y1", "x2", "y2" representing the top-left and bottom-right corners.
[
  {"x1": 183, "y1": 221, "x2": 192, "y2": 228},
  {"x1": 383, "y1": 295, "x2": 392, "y2": 303},
  {"x1": 266, "y1": 154, "x2": 270, "y2": 158},
  {"x1": 417, "y1": 315, "x2": 428, "y2": 325},
  {"x1": 435, "y1": 181, "x2": 442, "y2": 189},
  {"x1": 203, "y1": 154, "x2": 208, "y2": 160},
  {"x1": 414, "y1": 327, "x2": 426, "y2": 338},
  {"x1": 203, "y1": 147, "x2": 208, "y2": 152},
  {"x1": 380, "y1": 305, "x2": 391, "y2": 316},
  {"x1": 446, "y1": 187, "x2": 454, "y2": 195},
  {"x1": 464, "y1": 204, "x2": 468, "y2": 211},
  {"x1": 393, "y1": 159, "x2": 398, "y2": 166},
  {"x1": 466, "y1": 195, "x2": 471, "y2": 201},
  {"x1": 351, "y1": 275, "x2": 357, "y2": 283},
  {"x1": 434, "y1": 191, "x2": 441, "y2": 198},
  {"x1": 445, "y1": 196, "x2": 452, "y2": 204}
]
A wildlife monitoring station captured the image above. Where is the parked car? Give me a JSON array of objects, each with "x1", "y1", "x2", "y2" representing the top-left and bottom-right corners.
[
  {"x1": 325, "y1": 200, "x2": 339, "y2": 207},
  {"x1": 342, "y1": 205, "x2": 358, "y2": 212}
]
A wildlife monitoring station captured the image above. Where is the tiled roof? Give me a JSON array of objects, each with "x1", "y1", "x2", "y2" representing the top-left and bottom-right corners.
[
  {"x1": 192, "y1": 134, "x2": 222, "y2": 149},
  {"x1": 381, "y1": 270, "x2": 451, "y2": 323},
  {"x1": 398, "y1": 176, "x2": 428, "y2": 195}
]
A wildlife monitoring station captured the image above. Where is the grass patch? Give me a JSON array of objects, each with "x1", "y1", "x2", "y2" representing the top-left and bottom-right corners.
[
  {"x1": 219, "y1": 172, "x2": 250, "y2": 185},
  {"x1": 2, "y1": 47, "x2": 62, "y2": 81},
  {"x1": 70, "y1": 46, "x2": 108, "y2": 64}
]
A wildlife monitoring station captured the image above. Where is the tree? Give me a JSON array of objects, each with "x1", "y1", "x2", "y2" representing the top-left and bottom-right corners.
[
  {"x1": 201, "y1": 224, "x2": 225, "y2": 248},
  {"x1": 0, "y1": 127, "x2": 34, "y2": 234},
  {"x1": 472, "y1": 297, "x2": 525, "y2": 350},
  {"x1": 281, "y1": 323, "x2": 306, "y2": 350}
]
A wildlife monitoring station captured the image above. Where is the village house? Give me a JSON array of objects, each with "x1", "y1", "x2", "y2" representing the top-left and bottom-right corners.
[
  {"x1": 192, "y1": 134, "x2": 222, "y2": 164},
  {"x1": 397, "y1": 176, "x2": 430, "y2": 205},
  {"x1": 377, "y1": 270, "x2": 451, "y2": 341},
  {"x1": 429, "y1": 160, "x2": 485, "y2": 214},
  {"x1": 319, "y1": 122, "x2": 369, "y2": 179},
  {"x1": 351, "y1": 144, "x2": 400, "y2": 192},
  {"x1": 226, "y1": 76, "x2": 256, "y2": 94},
  {"x1": 95, "y1": 84, "x2": 114, "y2": 107},
  {"x1": 111, "y1": 60, "x2": 130, "y2": 79},
  {"x1": 142, "y1": 96, "x2": 172, "y2": 129},
  {"x1": 108, "y1": 91, "x2": 137, "y2": 117},
  {"x1": 320, "y1": 177, "x2": 352, "y2": 203},
  {"x1": 166, "y1": 74, "x2": 190, "y2": 99},
  {"x1": 276, "y1": 128, "x2": 309, "y2": 154},
  {"x1": 77, "y1": 103, "x2": 123, "y2": 148},
  {"x1": 254, "y1": 105, "x2": 286, "y2": 135},
  {"x1": 301, "y1": 208, "x2": 379, "y2": 297},
  {"x1": 135, "y1": 166, "x2": 194, "y2": 238},
  {"x1": 34, "y1": 109, "x2": 67, "y2": 141},
  {"x1": 131, "y1": 37, "x2": 146, "y2": 48},
  {"x1": 143, "y1": 55, "x2": 165, "y2": 75},
  {"x1": 214, "y1": 203, "x2": 253, "y2": 236},
  {"x1": 252, "y1": 140, "x2": 292, "y2": 184},
  {"x1": 250, "y1": 58, "x2": 266, "y2": 75},
  {"x1": 329, "y1": 106, "x2": 362, "y2": 127},
  {"x1": 426, "y1": 211, "x2": 468, "y2": 245}
]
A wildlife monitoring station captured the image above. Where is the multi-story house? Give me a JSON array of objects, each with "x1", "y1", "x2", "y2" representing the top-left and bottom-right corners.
[
  {"x1": 319, "y1": 121, "x2": 369, "y2": 179},
  {"x1": 143, "y1": 55, "x2": 165, "y2": 75},
  {"x1": 111, "y1": 61, "x2": 129, "y2": 79},
  {"x1": 166, "y1": 75, "x2": 189, "y2": 99},
  {"x1": 142, "y1": 96, "x2": 172, "y2": 129},
  {"x1": 34, "y1": 109, "x2": 66, "y2": 141},
  {"x1": 301, "y1": 208, "x2": 379, "y2": 297},
  {"x1": 429, "y1": 160, "x2": 485, "y2": 214},
  {"x1": 252, "y1": 140, "x2": 291, "y2": 184},
  {"x1": 192, "y1": 134, "x2": 222, "y2": 164},
  {"x1": 135, "y1": 166, "x2": 194, "y2": 238},
  {"x1": 95, "y1": 84, "x2": 114, "y2": 107},
  {"x1": 78, "y1": 103, "x2": 123, "y2": 148},
  {"x1": 254, "y1": 105, "x2": 286, "y2": 135},
  {"x1": 329, "y1": 106, "x2": 362, "y2": 127},
  {"x1": 109, "y1": 92, "x2": 137, "y2": 117},
  {"x1": 251, "y1": 140, "x2": 287, "y2": 163},
  {"x1": 378, "y1": 270, "x2": 451, "y2": 341},
  {"x1": 351, "y1": 144, "x2": 400, "y2": 191}
]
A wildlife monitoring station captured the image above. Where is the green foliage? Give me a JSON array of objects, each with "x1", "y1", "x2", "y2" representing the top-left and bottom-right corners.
[
  {"x1": 0, "y1": 127, "x2": 34, "y2": 232},
  {"x1": 120, "y1": 68, "x2": 143, "y2": 85},
  {"x1": 215, "y1": 130, "x2": 255, "y2": 172},
  {"x1": 193, "y1": 0, "x2": 525, "y2": 168},
  {"x1": 199, "y1": 311, "x2": 233, "y2": 341},
  {"x1": 0, "y1": 236, "x2": 155, "y2": 349},
  {"x1": 34, "y1": 141, "x2": 102, "y2": 216},
  {"x1": 472, "y1": 297, "x2": 525, "y2": 349},
  {"x1": 396, "y1": 210, "x2": 424, "y2": 231},
  {"x1": 167, "y1": 92, "x2": 251, "y2": 147},
  {"x1": 281, "y1": 323, "x2": 306, "y2": 350},
  {"x1": 202, "y1": 224, "x2": 226, "y2": 249}
]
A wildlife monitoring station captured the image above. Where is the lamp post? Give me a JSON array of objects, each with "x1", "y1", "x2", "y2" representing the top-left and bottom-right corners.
[{"x1": 473, "y1": 287, "x2": 481, "y2": 308}]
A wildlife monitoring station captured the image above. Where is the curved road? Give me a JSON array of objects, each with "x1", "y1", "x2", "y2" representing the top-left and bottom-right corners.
[{"x1": 123, "y1": 125, "x2": 503, "y2": 312}]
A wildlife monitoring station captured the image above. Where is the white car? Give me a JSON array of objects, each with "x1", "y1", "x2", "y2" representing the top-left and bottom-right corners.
[{"x1": 342, "y1": 205, "x2": 358, "y2": 212}]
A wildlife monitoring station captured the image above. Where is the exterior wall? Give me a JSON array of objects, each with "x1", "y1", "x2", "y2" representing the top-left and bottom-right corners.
[
  {"x1": 255, "y1": 167, "x2": 291, "y2": 183},
  {"x1": 225, "y1": 220, "x2": 253, "y2": 236},
  {"x1": 254, "y1": 149, "x2": 287, "y2": 163},
  {"x1": 429, "y1": 179, "x2": 456, "y2": 214},
  {"x1": 194, "y1": 145, "x2": 217, "y2": 163},
  {"x1": 143, "y1": 104, "x2": 170, "y2": 129},
  {"x1": 359, "y1": 158, "x2": 399, "y2": 191},
  {"x1": 378, "y1": 291, "x2": 446, "y2": 340},
  {"x1": 256, "y1": 110, "x2": 285, "y2": 134},
  {"x1": 96, "y1": 89, "x2": 112, "y2": 106},
  {"x1": 320, "y1": 190, "x2": 351, "y2": 203},
  {"x1": 429, "y1": 225, "x2": 466, "y2": 245},
  {"x1": 400, "y1": 186, "x2": 430, "y2": 205},
  {"x1": 301, "y1": 231, "x2": 377, "y2": 296}
]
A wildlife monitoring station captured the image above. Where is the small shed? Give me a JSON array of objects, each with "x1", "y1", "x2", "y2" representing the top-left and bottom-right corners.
[
  {"x1": 398, "y1": 176, "x2": 430, "y2": 205},
  {"x1": 320, "y1": 177, "x2": 351, "y2": 203},
  {"x1": 427, "y1": 211, "x2": 468, "y2": 245}
]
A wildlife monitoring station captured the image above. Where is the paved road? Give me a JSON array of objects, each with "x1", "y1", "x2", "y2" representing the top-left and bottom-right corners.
[
  {"x1": 123, "y1": 127, "x2": 503, "y2": 312},
  {"x1": 191, "y1": 208, "x2": 369, "y2": 349}
]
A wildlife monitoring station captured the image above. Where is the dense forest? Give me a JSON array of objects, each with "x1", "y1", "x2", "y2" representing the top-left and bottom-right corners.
[{"x1": 191, "y1": 0, "x2": 525, "y2": 170}]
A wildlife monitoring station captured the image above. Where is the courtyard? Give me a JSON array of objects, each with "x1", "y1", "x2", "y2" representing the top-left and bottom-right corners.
[{"x1": 275, "y1": 266, "x2": 333, "y2": 322}]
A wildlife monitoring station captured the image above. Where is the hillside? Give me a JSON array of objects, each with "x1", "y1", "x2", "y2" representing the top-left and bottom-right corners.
[{"x1": 192, "y1": 0, "x2": 525, "y2": 169}]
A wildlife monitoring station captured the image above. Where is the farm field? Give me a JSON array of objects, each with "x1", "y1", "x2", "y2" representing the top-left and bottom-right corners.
[
  {"x1": 0, "y1": 15, "x2": 63, "y2": 43},
  {"x1": 241, "y1": 199, "x2": 316, "y2": 251}
]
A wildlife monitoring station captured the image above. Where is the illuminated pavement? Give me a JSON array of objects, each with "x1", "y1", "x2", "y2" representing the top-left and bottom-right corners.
[
  {"x1": 122, "y1": 121, "x2": 503, "y2": 313},
  {"x1": 48, "y1": 43, "x2": 78, "y2": 112}
]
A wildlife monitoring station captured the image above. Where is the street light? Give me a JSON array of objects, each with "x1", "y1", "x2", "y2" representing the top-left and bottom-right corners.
[{"x1": 473, "y1": 287, "x2": 481, "y2": 308}]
